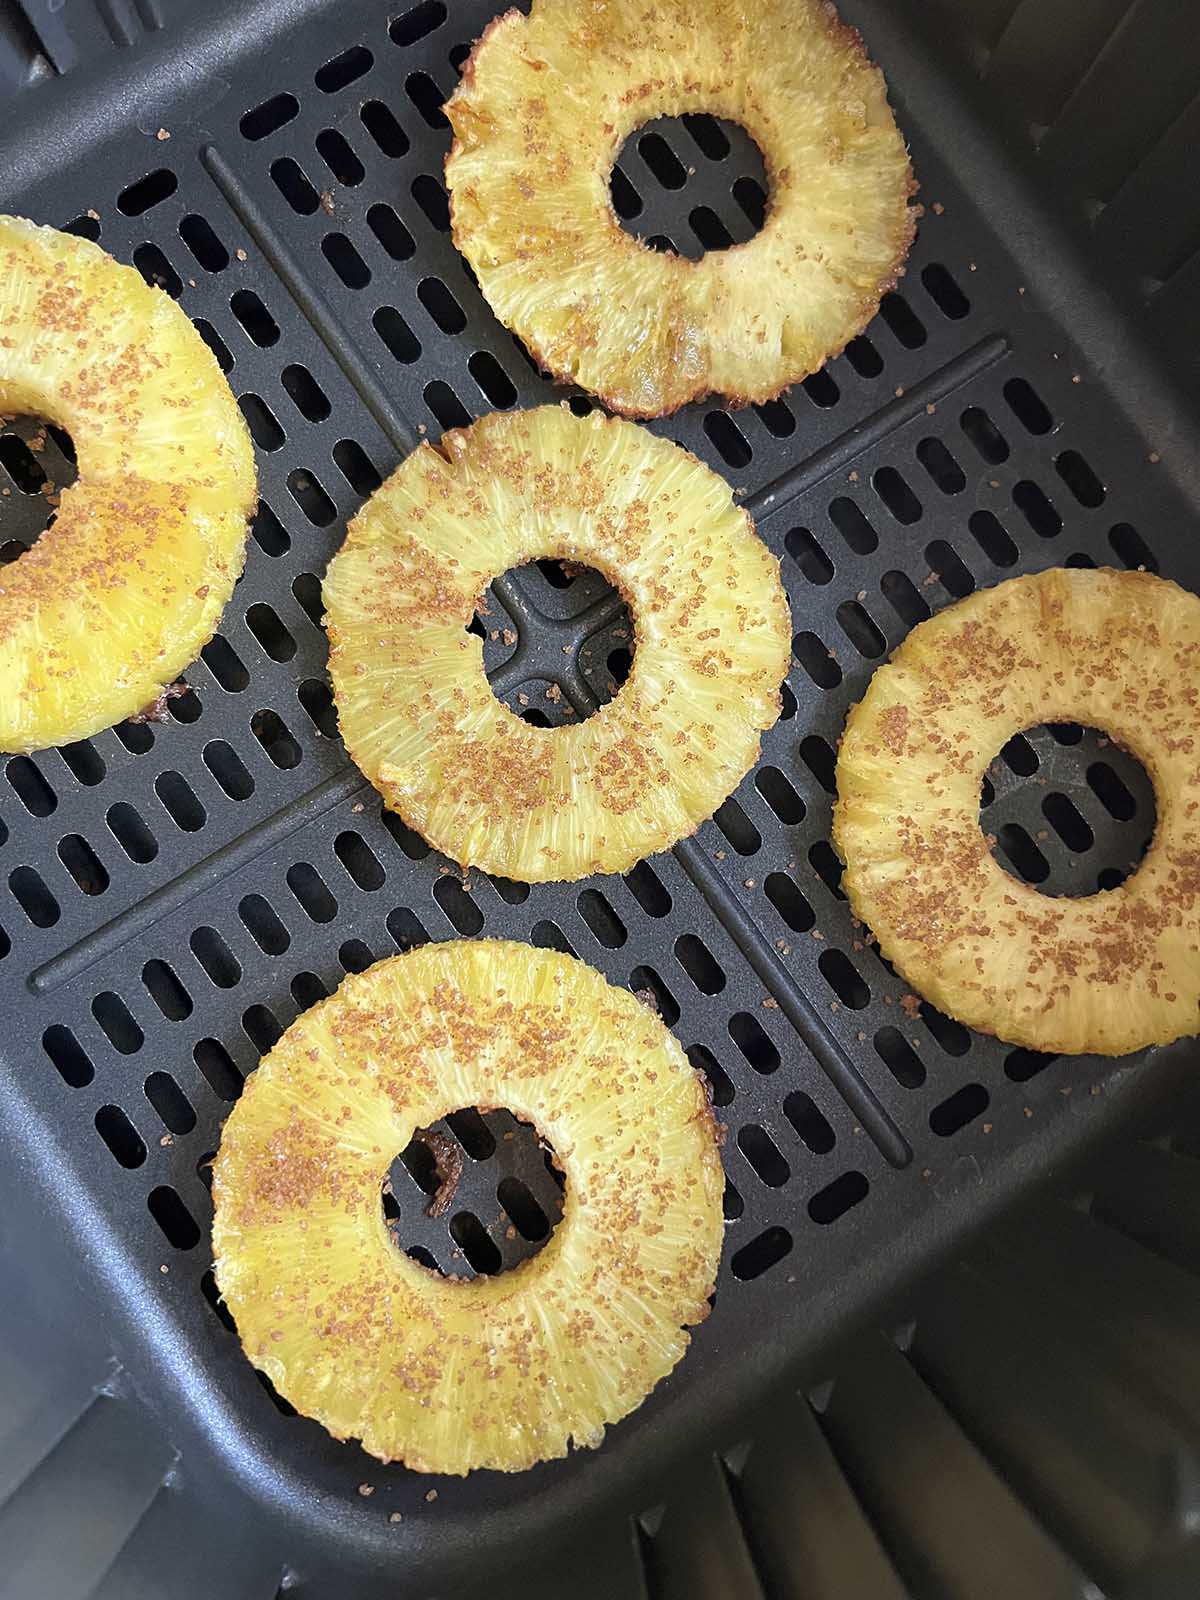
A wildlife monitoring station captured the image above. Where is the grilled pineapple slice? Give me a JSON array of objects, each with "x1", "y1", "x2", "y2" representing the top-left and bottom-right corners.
[
  {"x1": 212, "y1": 939, "x2": 725, "y2": 1474},
  {"x1": 445, "y1": 0, "x2": 915, "y2": 417},
  {"x1": 323, "y1": 405, "x2": 791, "y2": 881},
  {"x1": 0, "y1": 215, "x2": 255, "y2": 751},
  {"x1": 834, "y1": 568, "x2": 1200, "y2": 1056}
]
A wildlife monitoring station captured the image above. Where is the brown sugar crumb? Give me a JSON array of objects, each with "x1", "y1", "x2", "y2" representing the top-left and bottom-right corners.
[
  {"x1": 925, "y1": 403, "x2": 936, "y2": 415},
  {"x1": 848, "y1": 469, "x2": 859, "y2": 482},
  {"x1": 389, "y1": 1512, "x2": 404, "y2": 1524},
  {"x1": 982, "y1": 1122, "x2": 992, "y2": 1134},
  {"x1": 714, "y1": 850, "x2": 725, "y2": 860},
  {"x1": 320, "y1": 191, "x2": 336, "y2": 216},
  {"x1": 130, "y1": 679, "x2": 190, "y2": 723},
  {"x1": 1149, "y1": 451, "x2": 1161, "y2": 464},
  {"x1": 633, "y1": 987, "x2": 658, "y2": 1014},
  {"x1": 351, "y1": 801, "x2": 364, "y2": 814},
  {"x1": 236, "y1": 247, "x2": 248, "y2": 261},
  {"x1": 761, "y1": 996, "x2": 778, "y2": 1010},
  {"x1": 502, "y1": 628, "x2": 517, "y2": 646},
  {"x1": 1023, "y1": 1106, "x2": 1033, "y2": 1118},
  {"x1": 156, "y1": 127, "x2": 171, "y2": 141},
  {"x1": 418, "y1": 1130, "x2": 465, "y2": 1219},
  {"x1": 160, "y1": 1263, "x2": 170, "y2": 1273},
  {"x1": 743, "y1": 877, "x2": 756, "y2": 889},
  {"x1": 160, "y1": 1134, "x2": 173, "y2": 1147},
  {"x1": 358, "y1": 1483, "x2": 375, "y2": 1498},
  {"x1": 932, "y1": 201, "x2": 945, "y2": 215},
  {"x1": 898, "y1": 993, "x2": 921, "y2": 1019},
  {"x1": 425, "y1": 1490, "x2": 438, "y2": 1504},
  {"x1": 545, "y1": 683, "x2": 562, "y2": 703},
  {"x1": 810, "y1": 929, "x2": 825, "y2": 941},
  {"x1": 517, "y1": 692, "x2": 530, "y2": 706},
  {"x1": 894, "y1": 386, "x2": 905, "y2": 398},
  {"x1": 86, "y1": 208, "x2": 100, "y2": 221}
]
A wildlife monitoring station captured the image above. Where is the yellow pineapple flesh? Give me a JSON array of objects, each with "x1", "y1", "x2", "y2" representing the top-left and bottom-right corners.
[
  {"x1": 833, "y1": 567, "x2": 1200, "y2": 1056},
  {"x1": 445, "y1": 0, "x2": 915, "y2": 417},
  {"x1": 212, "y1": 939, "x2": 725, "y2": 1474},
  {"x1": 0, "y1": 215, "x2": 255, "y2": 751},
  {"x1": 323, "y1": 404, "x2": 791, "y2": 882}
]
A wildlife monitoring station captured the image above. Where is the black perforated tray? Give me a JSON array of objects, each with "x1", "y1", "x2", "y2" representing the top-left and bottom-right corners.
[{"x1": 1, "y1": 0, "x2": 1199, "y2": 1594}]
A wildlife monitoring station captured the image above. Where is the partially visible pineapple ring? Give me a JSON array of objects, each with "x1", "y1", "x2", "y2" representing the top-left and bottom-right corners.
[
  {"x1": 212, "y1": 939, "x2": 725, "y2": 1474},
  {"x1": 833, "y1": 568, "x2": 1200, "y2": 1056},
  {"x1": 0, "y1": 215, "x2": 255, "y2": 751},
  {"x1": 445, "y1": 0, "x2": 916, "y2": 417},
  {"x1": 323, "y1": 405, "x2": 791, "y2": 882}
]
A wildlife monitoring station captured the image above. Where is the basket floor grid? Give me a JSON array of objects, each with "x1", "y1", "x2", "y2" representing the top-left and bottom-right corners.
[{"x1": 0, "y1": 0, "x2": 1192, "y2": 1533}]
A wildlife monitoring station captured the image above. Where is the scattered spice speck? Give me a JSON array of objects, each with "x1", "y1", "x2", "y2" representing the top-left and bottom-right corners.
[
  {"x1": 425, "y1": 1489, "x2": 438, "y2": 1504},
  {"x1": 358, "y1": 1483, "x2": 375, "y2": 1498},
  {"x1": 156, "y1": 127, "x2": 171, "y2": 141}
]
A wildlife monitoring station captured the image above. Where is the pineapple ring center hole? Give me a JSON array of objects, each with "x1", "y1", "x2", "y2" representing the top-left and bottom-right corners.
[
  {"x1": 610, "y1": 116, "x2": 769, "y2": 260},
  {"x1": 980, "y1": 722, "x2": 1156, "y2": 898},
  {"x1": 383, "y1": 1108, "x2": 566, "y2": 1278},
  {"x1": 469, "y1": 559, "x2": 634, "y2": 726},
  {"x1": 0, "y1": 416, "x2": 78, "y2": 564}
]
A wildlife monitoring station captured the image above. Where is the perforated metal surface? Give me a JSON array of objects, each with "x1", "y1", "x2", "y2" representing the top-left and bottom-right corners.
[{"x1": 1, "y1": 0, "x2": 1199, "y2": 1590}]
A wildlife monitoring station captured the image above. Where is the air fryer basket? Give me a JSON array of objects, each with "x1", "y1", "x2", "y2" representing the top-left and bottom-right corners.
[{"x1": 2, "y1": 0, "x2": 1200, "y2": 1595}]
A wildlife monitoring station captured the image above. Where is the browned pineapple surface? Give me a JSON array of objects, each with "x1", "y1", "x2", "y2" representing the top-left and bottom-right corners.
[
  {"x1": 323, "y1": 405, "x2": 791, "y2": 881},
  {"x1": 834, "y1": 567, "x2": 1200, "y2": 1055},
  {"x1": 445, "y1": 0, "x2": 916, "y2": 416},
  {"x1": 212, "y1": 939, "x2": 725, "y2": 1473},
  {"x1": 0, "y1": 215, "x2": 255, "y2": 751}
]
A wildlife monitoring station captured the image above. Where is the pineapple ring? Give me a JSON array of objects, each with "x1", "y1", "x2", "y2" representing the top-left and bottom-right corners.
[
  {"x1": 323, "y1": 405, "x2": 791, "y2": 881},
  {"x1": 212, "y1": 939, "x2": 725, "y2": 1474},
  {"x1": 445, "y1": 0, "x2": 916, "y2": 417},
  {"x1": 0, "y1": 215, "x2": 255, "y2": 752},
  {"x1": 834, "y1": 567, "x2": 1200, "y2": 1057}
]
